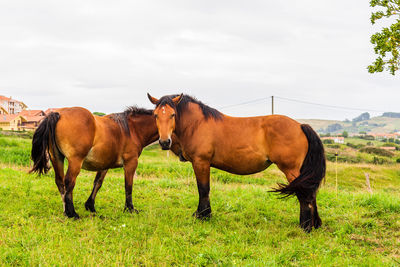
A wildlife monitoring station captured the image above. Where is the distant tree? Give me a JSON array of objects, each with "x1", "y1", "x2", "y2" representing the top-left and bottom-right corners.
[
  {"x1": 352, "y1": 112, "x2": 370, "y2": 123},
  {"x1": 368, "y1": 0, "x2": 400, "y2": 75},
  {"x1": 93, "y1": 112, "x2": 106, "y2": 116},
  {"x1": 326, "y1": 123, "x2": 343, "y2": 133},
  {"x1": 342, "y1": 131, "x2": 349, "y2": 138},
  {"x1": 382, "y1": 112, "x2": 400, "y2": 118}
]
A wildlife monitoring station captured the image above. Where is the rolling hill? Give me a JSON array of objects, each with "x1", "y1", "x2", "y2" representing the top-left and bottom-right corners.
[{"x1": 298, "y1": 115, "x2": 400, "y2": 134}]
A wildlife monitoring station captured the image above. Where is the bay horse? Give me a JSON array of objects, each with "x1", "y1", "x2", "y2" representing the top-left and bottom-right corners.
[
  {"x1": 147, "y1": 93, "x2": 326, "y2": 232},
  {"x1": 30, "y1": 106, "x2": 159, "y2": 218}
]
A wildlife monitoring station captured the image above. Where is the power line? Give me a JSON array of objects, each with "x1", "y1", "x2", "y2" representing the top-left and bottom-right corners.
[
  {"x1": 217, "y1": 95, "x2": 390, "y2": 113},
  {"x1": 219, "y1": 97, "x2": 269, "y2": 110},
  {"x1": 275, "y1": 96, "x2": 388, "y2": 113}
]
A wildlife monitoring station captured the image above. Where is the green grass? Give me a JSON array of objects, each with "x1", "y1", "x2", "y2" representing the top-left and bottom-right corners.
[{"x1": 0, "y1": 139, "x2": 399, "y2": 265}]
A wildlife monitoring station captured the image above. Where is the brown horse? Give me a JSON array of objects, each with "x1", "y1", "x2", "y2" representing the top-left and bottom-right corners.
[
  {"x1": 30, "y1": 106, "x2": 159, "y2": 218},
  {"x1": 148, "y1": 93, "x2": 326, "y2": 232}
]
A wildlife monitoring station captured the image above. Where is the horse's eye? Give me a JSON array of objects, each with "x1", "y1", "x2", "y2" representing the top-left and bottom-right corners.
[{"x1": 171, "y1": 114, "x2": 175, "y2": 118}]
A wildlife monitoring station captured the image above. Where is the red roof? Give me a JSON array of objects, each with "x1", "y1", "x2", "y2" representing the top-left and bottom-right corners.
[
  {"x1": 0, "y1": 95, "x2": 25, "y2": 104},
  {"x1": 19, "y1": 110, "x2": 45, "y2": 117},
  {"x1": 24, "y1": 116, "x2": 45, "y2": 123},
  {"x1": 0, "y1": 95, "x2": 12, "y2": 101},
  {"x1": 0, "y1": 114, "x2": 25, "y2": 122},
  {"x1": 380, "y1": 147, "x2": 396, "y2": 150}
]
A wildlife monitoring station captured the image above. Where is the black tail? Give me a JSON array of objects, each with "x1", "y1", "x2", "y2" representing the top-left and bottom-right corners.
[
  {"x1": 272, "y1": 124, "x2": 326, "y2": 199},
  {"x1": 30, "y1": 112, "x2": 60, "y2": 175}
]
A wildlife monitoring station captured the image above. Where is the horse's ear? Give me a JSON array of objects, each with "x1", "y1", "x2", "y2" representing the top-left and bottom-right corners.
[
  {"x1": 147, "y1": 93, "x2": 159, "y2": 105},
  {"x1": 172, "y1": 93, "x2": 183, "y2": 105}
]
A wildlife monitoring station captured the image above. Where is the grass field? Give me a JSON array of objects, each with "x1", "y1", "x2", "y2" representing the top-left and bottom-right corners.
[{"x1": 0, "y1": 135, "x2": 399, "y2": 266}]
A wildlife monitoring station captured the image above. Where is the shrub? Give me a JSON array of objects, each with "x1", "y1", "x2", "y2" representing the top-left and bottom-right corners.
[
  {"x1": 371, "y1": 156, "x2": 389, "y2": 165},
  {"x1": 382, "y1": 142, "x2": 399, "y2": 149},
  {"x1": 346, "y1": 142, "x2": 365, "y2": 149},
  {"x1": 360, "y1": 147, "x2": 394, "y2": 157},
  {"x1": 323, "y1": 139, "x2": 334, "y2": 144},
  {"x1": 327, "y1": 144, "x2": 340, "y2": 149},
  {"x1": 396, "y1": 158, "x2": 400, "y2": 163},
  {"x1": 361, "y1": 135, "x2": 375, "y2": 140},
  {"x1": 325, "y1": 152, "x2": 362, "y2": 163}
]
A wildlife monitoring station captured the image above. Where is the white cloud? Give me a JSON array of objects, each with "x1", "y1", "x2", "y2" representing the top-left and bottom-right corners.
[{"x1": 0, "y1": 0, "x2": 398, "y2": 120}]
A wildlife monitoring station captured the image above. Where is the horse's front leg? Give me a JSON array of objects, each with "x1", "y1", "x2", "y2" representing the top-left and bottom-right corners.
[
  {"x1": 192, "y1": 160, "x2": 211, "y2": 219},
  {"x1": 123, "y1": 158, "x2": 139, "y2": 213}
]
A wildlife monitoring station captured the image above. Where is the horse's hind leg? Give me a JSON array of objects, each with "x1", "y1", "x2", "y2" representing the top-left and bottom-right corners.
[
  {"x1": 312, "y1": 197, "x2": 322, "y2": 229},
  {"x1": 297, "y1": 192, "x2": 321, "y2": 231},
  {"x1": 85, "y1": 170, "x2": 108, "y2": 213},
  {"x1": 279, "y1": 166, "x2": 317, "y2": 232},
  {"x1": 49, "y1": 150, "x2": 66, "y2": 212},
  {"x1": 64, "y1": 157, "x2": 82, "y2": 219},
  {"x1": 297, "y1": 194, "x2": 313, "y2": 232}
]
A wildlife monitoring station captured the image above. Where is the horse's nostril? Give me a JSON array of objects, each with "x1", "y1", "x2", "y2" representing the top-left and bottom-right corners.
[{"x1": 159, "y1": 139, "x2": 172, "y2": 149}]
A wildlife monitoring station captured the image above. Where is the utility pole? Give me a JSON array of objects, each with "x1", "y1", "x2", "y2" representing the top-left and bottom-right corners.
[{"x1": 271, "y1": 96, "x2": 274, "y2": 115}]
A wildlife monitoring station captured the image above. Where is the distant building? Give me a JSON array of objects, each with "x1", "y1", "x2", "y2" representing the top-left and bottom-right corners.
[
  {"x1": 0, "y1": 95, "x2": 27, "y2": 114},
  {"x1": 19, "y1": 110, "x2": 45, "y2": 117},
  {"x1": 0, "y1": 114, "x2": 27, "y2": 131},
  {"x1": 18, "y1": 110, "x2": 46, "y2": 131},
  {"x1": 0, "y1": 96, "x2": 62, "y2": 131},
  {"x1": 370, "y1": 133, "x2": 400, "y2": 140},
  {"x1": 321, "y1": 136, "x2": 345, "y2": 144}
]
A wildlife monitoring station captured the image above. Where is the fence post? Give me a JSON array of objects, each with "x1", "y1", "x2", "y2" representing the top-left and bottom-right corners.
[
  {"x1": 365, "y1": 173, "x2": 373, "y2": 194},
  {"x1": 335, "y1": 152, "x2": 338, "y2": 197}
]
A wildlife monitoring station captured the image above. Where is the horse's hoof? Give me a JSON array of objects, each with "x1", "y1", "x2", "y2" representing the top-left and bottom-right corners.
[
  {"x1": 300, "y1": 220, "x2": 312, "y2": 233},
  {"x1": 192, "y1": 210, "x2": 212, "y2": 220},
  {"x1": 124, "y1": 206, "x2": 139, "y2": 214},
  {"x1": 84, "y1": 201, "x2": 96, "y2": 213},
  {"x1": 64, "y1": 211, "x2": 80, "y2": 220},
  {"x1": 314, "y1": 217, "x2": 322, "y2": 229}
]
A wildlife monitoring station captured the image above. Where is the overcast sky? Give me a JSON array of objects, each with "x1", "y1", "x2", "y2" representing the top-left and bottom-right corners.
[{"x1": 0, "y1": 0, "x2": 399, "y2": 120}]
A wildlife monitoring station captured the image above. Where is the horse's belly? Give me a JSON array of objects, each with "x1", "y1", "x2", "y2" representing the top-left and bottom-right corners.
[
  {"x1": 82, "y1": 149, "x2": 122, "y2": 171},
  {"x1": 211, "y1": 156, "x2": 272, "y2": 175}
]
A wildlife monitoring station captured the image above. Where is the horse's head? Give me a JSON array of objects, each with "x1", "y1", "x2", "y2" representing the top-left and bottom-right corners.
[{"x1": 147, "y1": 93, "x2": 183, "y2": 150}]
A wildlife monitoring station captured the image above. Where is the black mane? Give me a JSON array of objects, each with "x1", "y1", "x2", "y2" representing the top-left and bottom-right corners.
[
  {"x1": 108, "y1": 106, "x2": 153, "y2": 134},
  {"x1": 123, "y1": 106, "x2": 153, "y2": 117},
  {"x1": 156, "y1": 94, "x2": 223, "y2": 120}
]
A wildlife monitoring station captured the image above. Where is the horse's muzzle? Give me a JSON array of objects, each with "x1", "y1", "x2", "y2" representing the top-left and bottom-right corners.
[{"x1": 159, "y1": 139, "x2": 171, "y2": 150}]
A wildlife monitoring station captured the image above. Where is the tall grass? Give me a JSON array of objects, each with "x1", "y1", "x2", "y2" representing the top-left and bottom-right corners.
[{"x1": 0, "y1": 136, "x2": 399, "y2": 265}]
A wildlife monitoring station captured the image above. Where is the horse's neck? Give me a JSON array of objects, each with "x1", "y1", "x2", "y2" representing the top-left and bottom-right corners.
[
  {"x1": 130, "y1": 115, "x2": 158, "y2": 146},
  {"x1": 175, "y1": 105, "x2": 203, "y2": 137}
]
